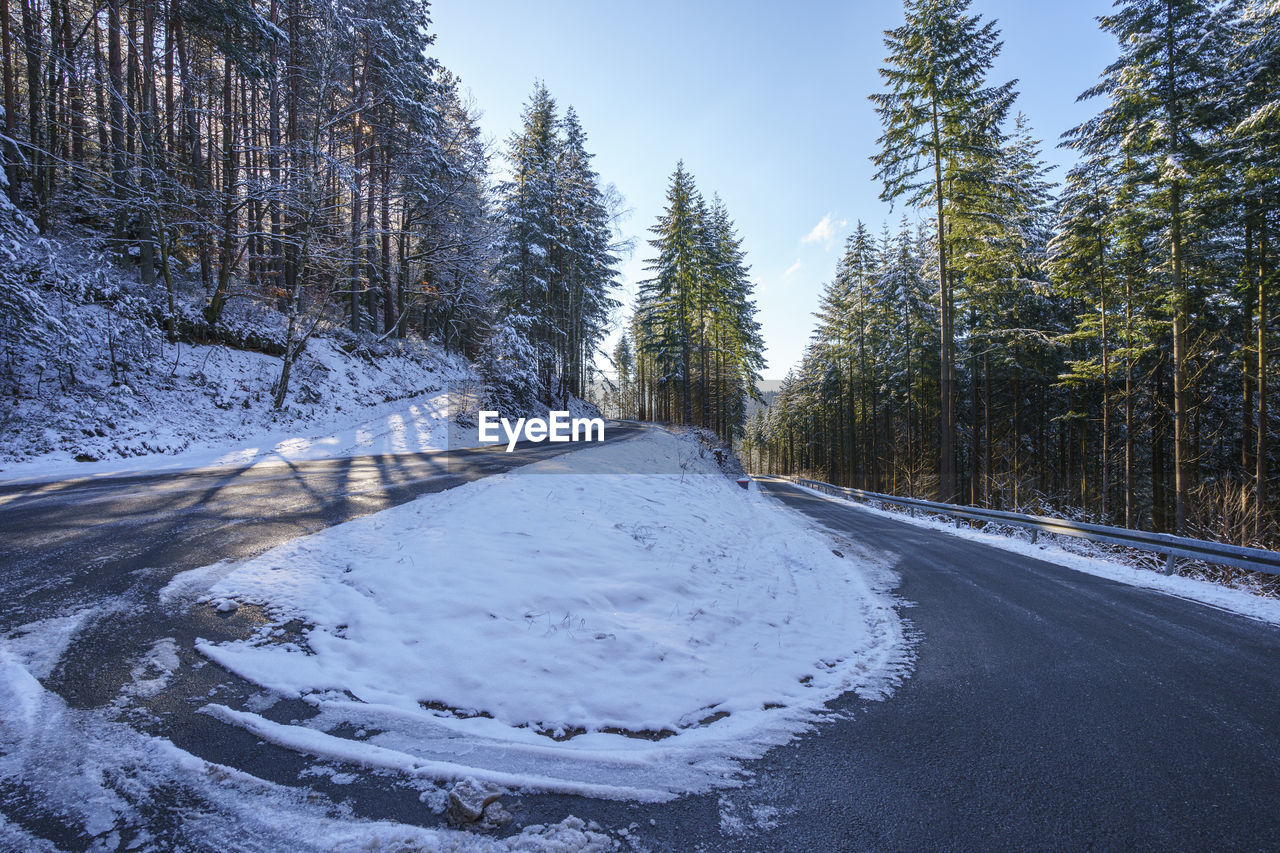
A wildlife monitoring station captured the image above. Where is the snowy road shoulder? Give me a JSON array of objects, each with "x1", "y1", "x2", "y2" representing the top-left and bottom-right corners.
[
  {"x1": 0, "y1": 337, "x2": 472, "y2": 485},
  {"x1": 183, "y1": 428, "x2": 910, "y2": 800},
  {"x1": 791, "y1": 482, "x2": 1280, "y2": 626}
]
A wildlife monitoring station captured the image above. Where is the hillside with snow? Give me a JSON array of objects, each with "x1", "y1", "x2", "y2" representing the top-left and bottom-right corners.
[{"x1": 0, "y1": 229, "x2": 600, "y2": 484}]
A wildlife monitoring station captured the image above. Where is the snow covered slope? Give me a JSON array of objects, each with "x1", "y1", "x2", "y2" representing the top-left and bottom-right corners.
[
  {"x1": 0, "y1": 231, "x2": 490, "y2": 483},
  {"x1": 183, "y1": 427, "x2": 910, "y2": 801},
  {"x1": 0, "y1": 330, "x2": 473, "y2": 484}
]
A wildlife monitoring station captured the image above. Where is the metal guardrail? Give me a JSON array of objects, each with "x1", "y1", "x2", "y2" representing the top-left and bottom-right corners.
[{"x1": 790, "y1": 476, "x2": 1280, "y2": 577}]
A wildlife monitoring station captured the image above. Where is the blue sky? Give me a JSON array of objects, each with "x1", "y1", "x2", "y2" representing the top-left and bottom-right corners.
[{"x1": 429, "y1": 0, "x2": 1118, "y2": 380}]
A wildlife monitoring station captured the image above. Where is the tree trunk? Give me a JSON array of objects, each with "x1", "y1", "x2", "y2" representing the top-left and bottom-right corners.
[
  {"x1": 1099, "y1": 237, "x2": 1110, "y2": 521},
  {"x1": 174, "y1": 15, "x2": 211, "y2": 290},
  {"x1": 107, "y1": 0, "x2": 127, "y2": 251},
  {"x1": 20, "y1": 0, "x2": 46, "y2": 227},
  {"x1": 1125, "y1": 271, "x2": 1135, "y2": 529},
  {"x1": 930, "y1": 93, "x2": 954, "y2": 501},
  {"x1": 1243, "y1": 214, "x2": 1255, "y2": 477},
  {"x1": 1, "y1": 0, "x2": 18, "y2": 201},
  {"x1": 1171, "y1": 179, "x2": 1188, "y2": 533},
  {"x1": 62, "y1": 0, "x2": 83, "y2": 169},
  {"x1": 970, "y1": 331, "x2": 980, "y2": 506},
  {"x1": 1258, "y1": 225, "x2": 1269, "y2": 540},
  {"x1": 207, "y1": 53, "x2": 237, "y2": 325},
  {"x1": 139, "y1": 0, "x2": 157, "y2": 285},
  {"x1": 983, "y1": 348, "x2": 992, "y2": 507},
  {"x1": 381, "y1": 141, "x2": 394, "y2": 334}
]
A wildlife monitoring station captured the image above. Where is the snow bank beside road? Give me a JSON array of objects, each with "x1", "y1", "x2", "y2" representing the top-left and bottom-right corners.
[
  {"x1": 0, "y1": 335, "x2": 472, "y2": 484},
  {"x1": 793, "y1": 482, "x2": 1280, "y2": 626},
  {"x1": 193, "y1": 428, "x2": 908, "y2": 799}
]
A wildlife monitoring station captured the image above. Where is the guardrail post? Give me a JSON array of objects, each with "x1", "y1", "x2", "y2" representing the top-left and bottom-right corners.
[
  {"x1": 1030, "y1": 530, "x2": 1038, "y2": 545},
  {"x1": 1165, "y1": 554, "x2": 1176, "y2": 576}
]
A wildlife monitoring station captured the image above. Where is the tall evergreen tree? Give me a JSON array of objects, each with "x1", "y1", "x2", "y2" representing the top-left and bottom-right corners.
[
  {"x1": 636, "y1": 161, "x2": 704, "y2": 424},
  {"x1": 634, "y1": 163, "x2": 762, "y2": 444},
  {"x1": 492, "y1": 85, "x2": 618, "y2": 404},
  {"x1": 870, "y1": 0, "x2": 1016, "y2": 501}
]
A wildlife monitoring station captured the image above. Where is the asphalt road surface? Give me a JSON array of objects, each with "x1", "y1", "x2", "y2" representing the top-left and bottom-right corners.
[
  {"x1": 3, "y1": 446, "x2": 1279, "y2": 850},
  {"x1": 719, "y1": 478, "x2": 1280, "y2": 851}
]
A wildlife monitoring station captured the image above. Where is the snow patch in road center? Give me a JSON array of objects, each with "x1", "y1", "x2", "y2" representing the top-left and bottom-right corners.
[{"x1": 194, "y1": 428, "x2": 909, "y2": 799}]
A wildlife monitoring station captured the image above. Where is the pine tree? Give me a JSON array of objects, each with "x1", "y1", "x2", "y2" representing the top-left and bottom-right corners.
[
  {"x1": 1222, "y1": 0, "x2": 1280, "y2": 538},
  {"x1": 610, "y1": 333, "x2": 635, "y2": 419},
  {"x1": 704, "y1": 198, "x2": 764, "y2": 444},
  {"x1": 636, "y1": 162, "x2": 704, "y2": 424},
  {"x1": 407, "y1": 70, "x2": 494, "y2": 355},
  {"x1": 634, "y1": 163, "x2": 762, "y2": 443},
  {"x1": 957, "y1": 115, "x2": 1057, "y2": 506},
  {"x1": 492, "y1": 85, "x2": 618, "y2": 404},
  {"x1": 555, "y1": 106, "x2": 619, "y2": 400},
  {"x1": 492, "y1": 82, "x2": 561, "y2": 395}
]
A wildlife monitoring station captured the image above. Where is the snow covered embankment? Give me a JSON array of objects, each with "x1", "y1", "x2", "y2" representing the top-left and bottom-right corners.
[
  {"x1": 1, "y1": 230, "x2": 486, "y2": 483},
  {"x1": 187, "y1": 427, "x2": 909, "y2": 801},
  {"x1": 0, "y1": 333, "x2": 472, "y2": 485}
]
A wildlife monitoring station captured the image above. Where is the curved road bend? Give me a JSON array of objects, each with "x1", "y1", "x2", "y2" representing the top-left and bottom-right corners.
[
  {"x1": 512, "y1": 476, "x2": 1280, "y2": 851},
  {"x1": 750, "y1": 478, "x2": 1278, "y2": 849}
]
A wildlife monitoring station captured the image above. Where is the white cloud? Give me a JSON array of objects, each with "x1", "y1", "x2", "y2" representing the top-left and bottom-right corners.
[
  {"x1": 784, "y1": 259, "x2": 803, "y2": 278},
  {"x1": 801, "y1": 213, "x2": 847, "y2": 250}
]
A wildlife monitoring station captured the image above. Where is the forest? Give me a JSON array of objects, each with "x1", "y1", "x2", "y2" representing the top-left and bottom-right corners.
[
  {"x1": 742, "y1": 0, "x2": 1280, "y2": 548},
  {"x1": 0, "y1": 0, "x2": 618, "y2": 410}
]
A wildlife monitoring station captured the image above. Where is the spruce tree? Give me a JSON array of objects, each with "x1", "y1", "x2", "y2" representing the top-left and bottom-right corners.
[
  {"x1": 635, "y1": 163, "x2": 762, "y2": 442},
  {"x1": 493, "y1": 83, "x2": 561, "y2": 396},
  {"x1": 637, "y1": 162, "x2": 704, "y2": 424}
]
